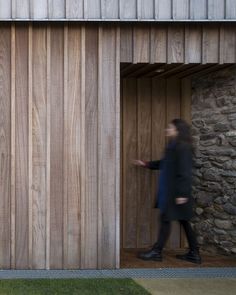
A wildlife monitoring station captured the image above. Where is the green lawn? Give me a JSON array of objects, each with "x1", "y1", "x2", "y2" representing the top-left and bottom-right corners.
[{"x1": 0, "y1": 279, "x2": 150, "y2": 295}]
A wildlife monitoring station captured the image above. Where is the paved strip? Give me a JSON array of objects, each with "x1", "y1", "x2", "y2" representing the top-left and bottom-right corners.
[
  {"x1": 135, "y1": 278, "x2": 236, "y2": 295},
  {"x1": 0, "y1": 268, "x2": 236, "y2": 279}
]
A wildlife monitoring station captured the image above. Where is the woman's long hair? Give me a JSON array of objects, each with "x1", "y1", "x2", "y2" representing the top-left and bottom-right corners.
[{"x1": 171, "y1": 118, "x2": 193, "y2": 148}]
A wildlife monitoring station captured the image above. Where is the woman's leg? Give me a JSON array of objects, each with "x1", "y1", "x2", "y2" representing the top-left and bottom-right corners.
[
  {"x1": 153, "y1": 214, "x2": 171, "y2": 251},
  {"x1": 177, "y1": 220, "x2": 201, "y2": 264},
  {"x1": 138, "y1": 214, "x2": 171, "y2": 261},
  {"x1": 179, "y1": 220, "x2": 198, "y2": 250}
]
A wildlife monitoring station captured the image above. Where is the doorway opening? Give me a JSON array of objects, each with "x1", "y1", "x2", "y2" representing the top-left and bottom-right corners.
[{"x1": 120, "y1": 62, "x2": 233, "y2": 268}]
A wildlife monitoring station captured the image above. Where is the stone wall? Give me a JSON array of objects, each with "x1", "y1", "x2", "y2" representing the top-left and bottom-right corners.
[{"x1": 191, "y1": 66, "x2": 236, "y2": 255}]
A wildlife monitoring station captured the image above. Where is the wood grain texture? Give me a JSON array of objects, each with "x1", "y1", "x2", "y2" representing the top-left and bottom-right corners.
[
  {"x1": 150, "y1": 25, "x2": 167, "y2": 63},
  {"x1": 137, "y1": 78, "x2": 152, "y2": 248},
  {"x1": 202, "y1": 24, "x2": 219, "y2": 64},
  {"x1": 133, "y1": 25, "x2": 150, "y2": 63},
  {"x1": 190, "y1": 0, "x2": 207, "y2": 19},
  {"x1": 28, "y1": 24, "x2": 33, "y2": 270},
  {"x1": 0, "y1": 25, "x2": 11, "y2": 269},
  {"x1": 50, "y1": 24, "x2": 64, "y2": 269},
  {"x1": 46, "y1": 25, "x2": 51, "y2": 270},
  {"x1": 185, "y1": 24, "x2": 202, "y2": 63},
  {"x1": 150, "y1": 78, "x2": 166, "y2": 244},
  {"x1": 173, "y1": 0, "x2": 189, "y2": 19},
  {"x1": 120, "y1": 25, "x2": 133, "y2": 63},
  {"x1": 31, "y1": 24, "x2": 47, "y2": 269},
  {"x1": 98, "y1": 25, "x2": 118, "y2": 269},
  {"x1": 167, "y1": 25, "x2": 184, "y2": 63},
  {"x1": 115, "y1": 26, "x2": 120, "y2": 269},
  {"x1": 122, "y1": 79, "x2": 138, "y2": 248},
  {"x1": 66, "y1": 0, "x2": 83, "y2": 18},
  {"x1": 220, "y1": 24, "x2": 236, "y2": 64},
  {"x1": 81, "y1": 25, "x2": 99, "y2": 269},
  {"x1": 65, "y1": 24, "x2": 82, "y2": 269},
  {"x1": 0, "y1": 0, "x2": 11, "y2": 18},
  {"x1": 15, "y1": 24, "x2": 29, "y2": 269},
  {"x1": 10, "y1": 23, "x2": 16, "y2": 269}
]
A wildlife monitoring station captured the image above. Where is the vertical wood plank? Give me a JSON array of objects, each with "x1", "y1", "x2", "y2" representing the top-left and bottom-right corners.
[
  {"x1": 32, "y1": 0, "x2": 48, "y2": 18},
  {"x1": 122, "y1": 79, "x2": 138, "y2": 249},
  {"x1": 84, "y1": 0, "x2": 101, "y2": 18},
  {"x1": 220, "y1": 24, "x2": 236, "y2": 63},
  {"x1": 15, "y1": 0, "x2": 29, "y2": 18},
  {"x1": 150, "y1": 78, "x2": 166, "y2": 245},
  {"x1": 66, "y1": 0, "x2": 83, "y2": 18},
  {"x1": 167, "y1": 25, "x2": 184, "y2": 63},
  {"x1": 28, "y1": 24, "x2": 33, "y2": 270},
  {"x1": 49, "y1": 0, "x2": 65, "y2": 18},
  {"x1": 46, "y1": 25, "x2": 51, "y2": 270},
  {"x1": 81, "y1": 25, "x2": 99, "y2": 269},
  {"x1": 63, "y1": 23, "x2": 68, "y2": 270},
  {"x1": 185, "y1": 24, "x2": 202, "y2": 63},
  {"x1": 208, "y1": 0, "x2": 225, "y2": 20},
  {"x1": 226, "y1": 0, "x2": 236, "y2": 19},
  {"x1": 133, "y1": 25, "x2": 150, "y2": 63},
  {"x1": 202, "y1": 24, "x2": 219, "y2": 64},
  {"x1": 32, "y1": 24, "x2": 47, "y2": 269},
  {"x1": 115, "y1": 26, "x2": 120, "y2": 269},
  {"x1": 65, "y1": 24, "x2": 82, "y2": 269},
  {"x1": 10, "y1": 23, "x2": 16, "y2": 269},
  {"x1": 120, "y1": 0, "x2": 137, "y2": 19},
  {"x1": 0, "y1": 24, "x2": 11, "y2": 269},
  {"x1": 190, "y1": 0, "x2": 207, "y2": 19},
  {"x1": 120, "y1": 25, "x2": 133, "y2": 63},
  {"x1": 137, "y1": 78, "x2": 152, "y2": 248},
  {"x1": 0, "y1": 0, "x2": 11, "y2": 18},
  {"x1": 15, "y1": 24, "x2": 29, "y2": 269},
  {"x1": 101, "y1": 0, "x2": 119, "y2": 19},
  {"x1": 50, "y1": 24, "x2": 64, "y2": 269},
  {"x1": 173, "y1": 0, "x2": 190, "y2": 19},
  {"x1": 166, "y1": 78, "x2": 181, "y2": 249},
  {"x1": 155, "y1": 0, "x2": 172, "y2": 19},
  {"x1": 98, "y1": 25, "x2": 118, "y2": 268},
  {"x1": 150, "y1": 25, "x2": 167, "y2": 63}
]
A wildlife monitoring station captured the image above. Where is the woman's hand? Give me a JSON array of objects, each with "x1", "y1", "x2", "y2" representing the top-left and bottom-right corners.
[
  {"x1": 176, "y1": 197, "x2": 188, "y2": 205},
  {"x1": 132, "y1": 160, "x2": 147, "y2": 167}
]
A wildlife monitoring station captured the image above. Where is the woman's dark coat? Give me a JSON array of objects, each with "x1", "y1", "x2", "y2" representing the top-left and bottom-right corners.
[{"x1": 147, "y1": 142, "x2": 194, "y2": 221}]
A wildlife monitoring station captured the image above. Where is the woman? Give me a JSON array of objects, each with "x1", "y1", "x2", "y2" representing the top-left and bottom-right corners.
[{"x1": 133, "y1": 118, "x2": 201, "y2": 264}]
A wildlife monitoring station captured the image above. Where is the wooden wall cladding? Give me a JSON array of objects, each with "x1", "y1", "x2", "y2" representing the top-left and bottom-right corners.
[
  {"x1": 0, "y1": 23, "x2": 120, "y2": 270},
  {"x1": 0, "y1": 21, "x2": 234, "y2": 270},
  {"x1": 121, "y1": 77, "x2": 191, "y2": 249},
  {"x1": 121, "y1": 23, "x2": 236, "y2": 64}
]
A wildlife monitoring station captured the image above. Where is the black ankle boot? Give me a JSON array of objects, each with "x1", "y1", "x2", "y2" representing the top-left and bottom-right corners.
[
  {"x1": 138, "y1": 248, "x2": 162, "y2": 261},
  {"x1": 176, "y1": 249, "x2": 201, "y2": 264}
]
